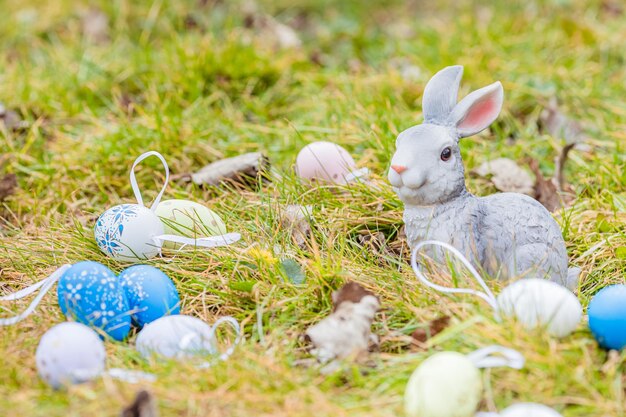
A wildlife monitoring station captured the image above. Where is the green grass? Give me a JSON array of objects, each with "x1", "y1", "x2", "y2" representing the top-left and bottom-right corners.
[{"x1": 1, "y1": 0, "x2": 625, "y2": 415}]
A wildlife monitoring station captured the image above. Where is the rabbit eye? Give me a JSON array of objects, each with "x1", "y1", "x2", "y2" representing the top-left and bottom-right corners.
[{"x1": 440, "y1": 147, "x2": 452, "y2": 161}]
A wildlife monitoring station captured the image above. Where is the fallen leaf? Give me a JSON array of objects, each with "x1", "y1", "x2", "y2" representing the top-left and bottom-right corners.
[
  {"x1": 280, "y1": 258, "x2": 305, "y2": 284},
  {"x1": 243, "y1": 8, "x2": 301, "y2": 50},
  {"x1": 601, "y1": 0, "x2": 624, "y2": 17},
  {"x1": 279, "y1": 204, "x2": 312, "y2": 249},
  {"x1": 539, "y1": 97, "x2": 585, "y2": 145},
  {"x1": 389, "y1": 58, "x2": 422, "y2": 83},
  {"x1": 411, "y1": 316, "x2": 450, "y2": 345},
  {"x1": 305, "y1": 282, "x2": 380, "y2": 363},
  {"x1": 0, "y1": 173, "x2": 17, "y2": 201},
  {"x1": 474, "y1": 158, "x2": 535, "y2": 195},
  {"x1": 0, "y1": 104, "x2": 27, "y2": 131},
  {"x1": 81, "y1": 9, "x2": 110, "y2": 44},
  {"x1": 528, "y1": 159, "x2": 562, "y2": 212},
  {"x1": 182, "y1": 152, "x2": 270, "y2": 187},
  {"x1": 121, "y1": 390, "x2": 159, "y2": 417}
]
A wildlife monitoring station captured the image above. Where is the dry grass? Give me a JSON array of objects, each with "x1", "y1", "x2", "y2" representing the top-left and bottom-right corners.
[{"x1": 1, "y1": 0, "x2": 625, "y2": 415}]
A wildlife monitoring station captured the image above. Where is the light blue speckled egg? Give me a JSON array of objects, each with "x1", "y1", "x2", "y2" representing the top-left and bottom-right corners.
[
  {"x1": 588, "y1": 284, "x2": 626, "y2": 350},
  {"x1": 119, "y1": 265, "x2": 180, "y2": 328},
  {"x1": 57, "y1": 261, "x2": 131, "y2": 341}
]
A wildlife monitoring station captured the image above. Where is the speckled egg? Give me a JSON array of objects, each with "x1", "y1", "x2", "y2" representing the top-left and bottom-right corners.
[
  {"x1": 295, "y1": 141, "x2": 357, "y2": 184},
  {"x1": 94, "y1": 203, "x2": 164, "y2": 261},
  {"x1": 588, "y1": 284, "x2": 626, "y2": 350},
  {"x1": 497, "y1": 278, "x2": 582, "y2": 338},
  {"x1": 57, "y1": 261, "x2": 131, "y2": 341},
  {"x1": 404, "y1": 351, "x2": 482, "y2": 417},
  {"x1": 155, "y1": 199, "x2": 227, "y2": 249},
  {"x1": 500, "y1": 403, "x2": 562, "y2": 417},
  {"x1": 119, "y1": 265, "x2": 180, "y2": 328},
  {"x1": 36, "y1": 322, "x2": 106, "y2": 389},
  {"x1": 135, "y1": 315, "x2": 217, "y2": 360}
]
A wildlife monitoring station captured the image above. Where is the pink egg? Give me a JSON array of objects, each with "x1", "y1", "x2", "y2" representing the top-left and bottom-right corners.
[{"x1": 295, "y1": 141, "x2": 357, "y2": 184}]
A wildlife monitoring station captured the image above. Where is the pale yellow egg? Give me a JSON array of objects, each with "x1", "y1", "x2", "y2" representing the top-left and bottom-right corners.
[
  {"x1": 155, "y1": 199, "x2": 227, "y2": 249},
  {"x1": 404, "y1": 351, "x2": 482, "y2": 417}
]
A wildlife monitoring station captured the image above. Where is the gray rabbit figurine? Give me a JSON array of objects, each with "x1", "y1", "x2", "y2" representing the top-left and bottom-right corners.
[{"x1": 389, "y1": 65, "x2": 579, "y2": 289}]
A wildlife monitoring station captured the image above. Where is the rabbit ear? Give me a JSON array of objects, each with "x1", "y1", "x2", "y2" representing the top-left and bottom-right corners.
[
  {"x1": 449, "y1": 81, "x2": 503, "y2": 138},
  {"x1": 422, "y1": 65, "x2": 464, "y2": 124}
]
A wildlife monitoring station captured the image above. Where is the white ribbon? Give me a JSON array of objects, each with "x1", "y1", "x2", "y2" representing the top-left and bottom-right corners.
[
  {"x1": 181, "y1": 316, "x2": 242, "y2": 369},
  {"x1": 130, "y1": 151, "x2": 169, "y2": 211},
  {"x1": 410, "y1": 240, "x2": 499, "y2": 313},
  {"x1": 344, "y1": 167, "x2": 370, "y2": 183},
  {"x1": 154, "y1": 232, "x2": 242, "y2": 250},
  {"x1": 105, "y1": 368, "x2": 156, "y2": 383},
  {"x1": 0, "y1": 264, "x2": 72, "y2": 326},
  {"x1": 467, "y1": 345, "x2": 525, "y2": 370}
]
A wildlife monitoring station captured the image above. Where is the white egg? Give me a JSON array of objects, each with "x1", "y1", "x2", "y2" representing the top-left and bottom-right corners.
[
  {"x1": 500, "y1": 403, "x2": 562, "y2": 417},
  {"x1": 36, "y1": 322, "x2": 106, "y2": 389},
  {"x1": 497, "y1": 279, "x2": 582, "y2": 338},
  {"x1": 94, "y1": 204, "x2": 165, "y2": 261},
  {"x1": 404, "y1": 351, "x2": 482, "y2": 417},
  {"x1": 135, "y1": 315, "x2": 218, "y2": 360}
]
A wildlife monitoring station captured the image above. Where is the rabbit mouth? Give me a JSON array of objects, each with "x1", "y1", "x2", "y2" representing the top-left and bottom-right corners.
[{"x1": 394, "y1": 184, "x2": 429, "y2": 204}]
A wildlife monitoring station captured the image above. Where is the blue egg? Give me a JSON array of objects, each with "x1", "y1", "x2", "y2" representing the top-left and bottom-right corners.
[
  {"x1": 588, "y1": 284, "x2": 626, "y2": 350},
  {"x1": 57, "y1": 261, "x2": 131, "y2": 341},
  {"x1": 118, "y1": 265, "x2": 180, "y2": 328}
]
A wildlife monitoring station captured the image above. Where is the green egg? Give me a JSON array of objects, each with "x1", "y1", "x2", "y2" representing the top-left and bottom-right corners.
[
  {"x1": 404, "y1": 352, "x2": 482, "y2": 417},
  {"x1": 155, "y1": 199, "x2": 227, "y2": 249}
]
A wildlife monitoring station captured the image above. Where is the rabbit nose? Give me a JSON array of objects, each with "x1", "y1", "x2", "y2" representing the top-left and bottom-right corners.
[{"x1": 391, "y1": 165, "x2": 407, "y2": 174}]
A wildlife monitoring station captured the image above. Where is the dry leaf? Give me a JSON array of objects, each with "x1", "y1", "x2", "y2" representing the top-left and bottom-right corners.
[
  {"x1": 280, "y1": 205, "x2": 312, "y2": 249},
  {"x1": 411, "y1": 315, "x2": 450, "y2": 346},
  {"x1": 474, "y1": 158, "x2": 535, "y2": 195},
  {"x1": 243, "y1": 5, "x2": 301, "y2": 51},
  {"x1": 121, "y1": 390, "x2": 159, "y2": 417},
  {"x1": 182, "y1": 152, "x2": 270, "y2": 187},
  {"x1": 0, "y1": 104, "x2": 27, "y2": 131},
  {"x1": 81, "y1": 9, "x2": 110, "y2": 44},
  {"x1": 539, "y1": 97, "x2": 585, "y2": 145},
  {"x1": 0, "y1": 174, "x2": 17, "y2": 201},
  {"x1": 389, "y1": 58, "x2": 422, "y2": 83},
  {"x1": 305, "y1": 282, "x2": 380, "y2": 363},
  {"x1": 529, "y1": 159, "x2": 561, "y2": 212}
]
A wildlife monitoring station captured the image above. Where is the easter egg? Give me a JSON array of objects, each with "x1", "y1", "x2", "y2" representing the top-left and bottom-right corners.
[
  {"x1": 496, "y1": 279, "x2": 582, "y2": 338},
  {"x1": 135, "y1": 315, "x2": 217, "y2": 360},
  {"x1": 404, "y1": 352, "x2": 482, "y2": 417},
  {"x1": 94, "y1": 203, "x2": 164, "y2": 261},
  {"x1": 57, "y1": 261, "x2": 131, "y2": 341},
  {"x1": 155, "y1": 199, "x2": 227, "y2": 249},
  {"x1": 500, "y1": 403, "x2": 562, "y2": 417},
  {"x1": 36, "y1": 322, "x2": 106, "y2": 389},
  {"x1": 119, "y1": 265, "x2": 180, "y2": 328},
  {"x1": 588, "y1": 284, "x2": 626, "y2": 350},
  {"x1": 295, "y1": 141, "x2": 358, "y2": 184}
]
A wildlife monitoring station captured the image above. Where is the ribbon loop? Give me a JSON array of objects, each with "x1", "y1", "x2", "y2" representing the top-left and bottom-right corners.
[
  {"x1": 467, "y1": 345, "x2": 525, "y2": 370},
  {"x1": 130, "y1": 151, "x2": 170, "y2": 211},
  {"x1": 0, "y1": 264, "x2": 72, "y2": 326},
  {"x1": 410, "y1": 240, "x2": 499, "y2": 312},
  {"x1": 207, "y1": 316, "x2": 242, "y2": 361}
]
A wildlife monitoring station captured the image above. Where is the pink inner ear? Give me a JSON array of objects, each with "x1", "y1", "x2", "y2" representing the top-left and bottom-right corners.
[{"x1": 458, "y1": 97, "x2": 497, "y2": 131}]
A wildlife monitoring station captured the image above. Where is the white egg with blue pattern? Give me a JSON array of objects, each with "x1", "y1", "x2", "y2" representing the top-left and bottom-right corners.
[{"x1": 94, "y1": 204, "x2": 164, "y2": 261}]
